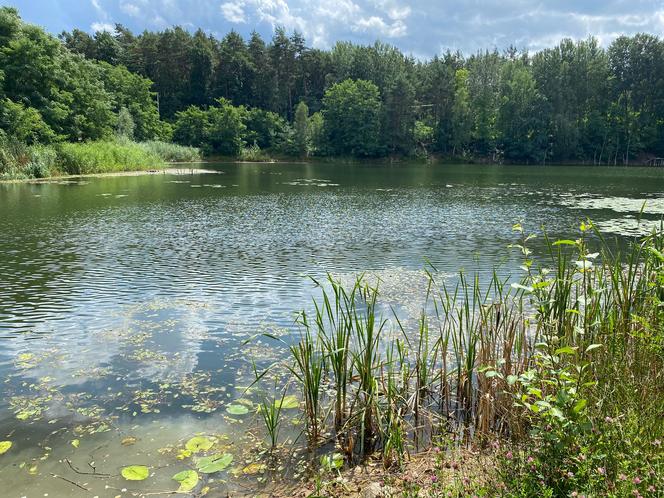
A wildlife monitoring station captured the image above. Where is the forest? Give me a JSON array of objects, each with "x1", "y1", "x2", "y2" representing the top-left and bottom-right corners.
[{"x1": 1, "y1": 5, "x2": 664, "y2": 179}]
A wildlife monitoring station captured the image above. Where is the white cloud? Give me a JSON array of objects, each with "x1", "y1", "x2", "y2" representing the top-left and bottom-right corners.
[
  {"x1": 354, "y1": 16, "x2": 407, "y2": 37},
  {"x1": 91, "y1": 21, "x2": 115, "y2": 32},
  {"x1": 221, "y1": 1, "x2": 247, "y2": 23},
  {"x1": 120, "y1": 2, "x2": 141, "y2": 17}
]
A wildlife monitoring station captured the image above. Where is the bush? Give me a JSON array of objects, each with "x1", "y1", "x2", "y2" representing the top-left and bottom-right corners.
[
  {"x1": 238, "y1": 143, "x2": 271, "y2": 162},
  {"x1": 56, "y1": 140, "x2": 163, "y2": 175},
  {"x1": 138, "y1": 140, "x2": 201, "y2": 162},
  {"x1": 0, "y1": 134, "x2": 57, "y2": 179}
]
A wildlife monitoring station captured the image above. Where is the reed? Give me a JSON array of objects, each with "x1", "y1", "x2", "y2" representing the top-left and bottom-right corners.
[{"x1": 254, "y1": 223, "x2": 662, "y2": 494}]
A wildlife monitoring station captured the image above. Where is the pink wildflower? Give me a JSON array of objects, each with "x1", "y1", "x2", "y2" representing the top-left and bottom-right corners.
[
  {"x1": 597, "y1": 467, "x2": 606, "y2": 476},
  {"x1": 633, "y1": 477, "x2": 642, "y2": 485}
]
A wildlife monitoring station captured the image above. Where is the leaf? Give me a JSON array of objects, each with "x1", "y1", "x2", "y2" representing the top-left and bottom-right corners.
[
  {"x1": 71, "y1": 439, "x2": 80, "y2": 448},
  {"x1": 185, "y1": 436, "x2": 214, "y2": 453},
  {"x1": 121, "y1": 436, "x2": 138, "y2": 446},
  {"x1": 553, "y1": 240, "x2": 577, "y2": 246},
  {"x1": 121, "y1": 465, "x2": 150, "y2": 481},
  {"x1": 511, "y1": 283, "x2": 534, "y2": 293},
  {"x1": 226, "y1": 405, "x2": 249, "y2": 416},
  {"x1": 242, "y1": 462, "x2": 267, "y2": 475},
  {"x1": 274, "y1": 395, "x2": 299, "y2": 410},
  {"x1": 172, "y1": 470, "x2": 199, "y2": 492},
  {"x1": 320, "y1": 453, "x2": 344, "y2": 471},
  {"x1": 573, "y1": 399, "x2": 588, "y2": 413},
  {"x1": 195, "y1": 453, "x2": 233, "y2": 473},
  {"x1": 0, "y1": 441, "x2": 12, "y2": 455},
  {"x1": 554, "y1": 346, "x2": 576, "y2": 356},
  {"x1": 585, "y1": 344, "x2": 602, "y2": 353},
  {"x1": 506, "y1": 375, "x2": 518, "y2": 386}
]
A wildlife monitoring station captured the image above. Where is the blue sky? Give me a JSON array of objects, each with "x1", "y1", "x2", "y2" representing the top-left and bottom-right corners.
[{"x1": 4, "y1": 0, "x2": 664, "y2": 57}]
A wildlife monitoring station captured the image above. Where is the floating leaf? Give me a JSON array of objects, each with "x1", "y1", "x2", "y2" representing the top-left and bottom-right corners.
[
  {"x1": 195, "y1": 453, "x2": 233, "y2": 473},
  {"x1": 242, "y1": 462, "x2": 267, "y2": 475},
  {"x1": 226, "y1": 405, "x2": 249, "y2": 416},
  {"x1": 274, "y1": 395, "x2": 299, "y2": 410},
  {"x1": 185, "y1": 436, "x2": 214, "y2": 453},
  {"x1": 0, "y1": 441, "x2": 12, "y2": 455},
  {"x1": 121, "y1": 465, "x2": 150, "y2": 481},
  {"x1": 71, "y1": 439, "x2": 80, "y2": 448},
  {"x1": 172, "y1": 469, "x2": 199, "y2": 492}
]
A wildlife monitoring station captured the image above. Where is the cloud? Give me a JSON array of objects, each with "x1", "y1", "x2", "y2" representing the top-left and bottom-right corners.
[
  {"x1": 91, "y1": 21, "x2": 115, "y2": 32},
  {"x1": 120, "y1": 2, "x2": 141, "y2": 17},
  {"x1": 13, "y1": 0, "x2": 664, "y2": 57},
  {"x1": 221, "y1": 1, "x2": 246, "y2": 23}
]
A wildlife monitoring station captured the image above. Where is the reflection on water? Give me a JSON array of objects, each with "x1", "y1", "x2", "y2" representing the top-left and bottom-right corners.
[{"x1": 0, "y1": 162, "x2": 662, "y2": 495}]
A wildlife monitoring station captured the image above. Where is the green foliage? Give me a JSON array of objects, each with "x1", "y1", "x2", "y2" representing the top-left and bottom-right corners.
[
  {"x1": 0, "y1": 133, "x2": 56, "y2": 179},
  {"x1": 323, "y1": 79, "x2": 383, "y2": 157},
  {"x1": 0, "y1": 98, "x2": 55, "y2": 144},
  {"x1": 116, "y1": 107, "x2": 135, "y2": 139},
  {"x1": 138, "y1": 140, "x2": 200, "y2": 162},
  {"x1": 173, "y1": 98, "x2": 246, "y2": 156},
  {"x1": 56, "y1": 140, "x2": 162, "y2": 175},
  {"x1": 294, "y1": 101, "x2": 309, "y2": 157},
  {"x1": 238, "y1": 143, "x2": 271, "y2": 162}
]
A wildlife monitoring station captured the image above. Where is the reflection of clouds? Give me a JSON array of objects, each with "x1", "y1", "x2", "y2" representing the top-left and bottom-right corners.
[
  {"x1": 595, "y1": 218, "x2": 663, "y2": 237},
  {"x1": 13, "y1": 299, "x2": 212, "y2": 387}
]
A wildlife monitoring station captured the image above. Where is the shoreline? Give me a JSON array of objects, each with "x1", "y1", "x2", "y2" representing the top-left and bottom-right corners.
[{"x1": 0, "y1": 166, "x2": 223, "y2": 184}]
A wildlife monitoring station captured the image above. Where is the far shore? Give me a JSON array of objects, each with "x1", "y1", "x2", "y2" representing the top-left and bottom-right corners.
[{"x1": 0, "y1": 166, "x2": 224, "y2": 184}]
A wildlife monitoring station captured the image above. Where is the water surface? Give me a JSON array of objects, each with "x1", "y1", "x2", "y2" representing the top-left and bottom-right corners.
[{"x1": 0, "y1": 162, "x2": 662, "y2": 496}]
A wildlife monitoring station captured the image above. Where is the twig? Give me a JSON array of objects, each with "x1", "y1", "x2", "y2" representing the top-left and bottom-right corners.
[
  {"x1": 49, "y1": 473, "x2": 90, "y2": 491},
  {"x1": 65, "y1": 458, "x2": 112, "y2": 477}
]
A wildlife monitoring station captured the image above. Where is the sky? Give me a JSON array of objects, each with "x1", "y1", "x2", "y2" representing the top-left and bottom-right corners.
[{"x1": 4, "y1": 0, "x2": 664, "y2": 58}]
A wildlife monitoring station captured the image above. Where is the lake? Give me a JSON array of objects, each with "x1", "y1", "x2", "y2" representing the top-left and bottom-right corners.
[{"x1": 0, "y1": 162, "x2": 662, "y2": 496}]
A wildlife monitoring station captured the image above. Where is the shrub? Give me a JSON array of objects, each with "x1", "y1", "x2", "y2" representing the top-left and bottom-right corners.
[{"x1": 238, "y1": 143, "x2": 271, "y2": 162}]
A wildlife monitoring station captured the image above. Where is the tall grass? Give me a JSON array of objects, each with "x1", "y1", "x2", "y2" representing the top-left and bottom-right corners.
[
  {"x1": 0, "y1": 135, "x2": 57, "y2": 179},
  {"x1": 56, "y1": 141, "x2": 163, "y2": 175},
  {"x1": 138, "y1": 140, "x2": 201, "y2": 163},
  {"x1": 264, "y1": 223, "x2": 663, "y2": 493}
]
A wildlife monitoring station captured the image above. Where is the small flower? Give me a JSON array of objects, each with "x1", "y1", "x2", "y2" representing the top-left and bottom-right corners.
[
  {"x1": 433, "y1": 447, "x2": 441, "y2": 454},
  {"x1": 463, "y1": 477, "x2": 470, "y2": 486},
  {"x1": 619, "y1": 474, "x2": 628, "y2": 481},
  {"x1": 647, "y1": 486, "x2": 655, "y2": 493},
  {"x1": 505, "y1": 451, "x2": 513, "y2": 460},
  {"x1": 597, "y1": 467, "x2": 606, "y2": 476},
  {"x1": 652, "y1": 439, "x2": 662, "y2": 447},
  {"x1": 431, "y1": 475, "x2": 438, "y2": 483},
  {"x1": 567, "y1": 471, "x2": 575, "y2": 478},
  {"x1": 605, "y1": 416, "x2": 614, "y2": 423},
  {"x1": 633, "y1": 477, "x2": 642, "y2": 485},
  {"x1": 451, "y1": 461, "x2": 459, "y2": 470},
  {"x1": 571, "y1": 492, "x2": 578, "y2": 497},
  {"x1": 527, "y1": 456, "x2": 534, "y2": 463}
]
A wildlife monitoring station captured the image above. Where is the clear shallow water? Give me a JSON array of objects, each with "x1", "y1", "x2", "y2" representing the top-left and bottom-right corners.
[{"x1": 0, "y1": 162, "x2": 662, "y2": 496}]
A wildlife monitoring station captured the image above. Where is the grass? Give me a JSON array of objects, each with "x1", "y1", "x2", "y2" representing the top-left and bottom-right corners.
[
  {"x1": 0, "y1": 137, "x2": 201, "y2": 179},
  {"x1": 256, "y1": 222, "x2": 663, "y2": 496}
]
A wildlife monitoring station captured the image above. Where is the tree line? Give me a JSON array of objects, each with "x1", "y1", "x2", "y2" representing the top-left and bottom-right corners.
[{"x1": 2, "y1": 6, "x2": 664, "y2": 164}]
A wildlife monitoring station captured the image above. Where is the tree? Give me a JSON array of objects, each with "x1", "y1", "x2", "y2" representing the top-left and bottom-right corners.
[
  {"x1": 116, "y1": 107, "x2": 135, "y2": 139},
  {"x1": 322, "y1": 79, "x2": 383, "y2": 157},
  {"x1": 451, "y1": 69, "x2": 472, "y2": 155},
  {"x1": 496, "y1": 61, "x2": 546, "y2": 162},
  {"x1": 0, "y1": 98, "x2": 55, "y2": 143},
  {"x1": 294, "y1": 101, "x2": 309, "y2": 156}
]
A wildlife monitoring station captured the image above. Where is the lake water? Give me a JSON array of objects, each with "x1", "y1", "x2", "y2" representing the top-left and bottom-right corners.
[{"x1": 0, "y1": 162, "x2": 662, "y2": 496}]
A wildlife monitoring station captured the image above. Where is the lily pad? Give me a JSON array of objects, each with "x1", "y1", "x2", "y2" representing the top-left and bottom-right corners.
[
  {"x1": 121, "y1": 465, "x2": 150, "y2": 481},
  {"x1": 0, "y1": 441, "x2": 12, "y2": 455},
  {"x1": 172, "y1": 469, "x2": 199, "y2": 492},
  {"x1": 185, "y1": 436, "x2": 214, "y2": 453},
  {"x1": 226, "y1": 404, "x2": 249, "y2": 416},
  {"x1": 195, "y1": 453, "x2": 233, "y2": 473},
  {"x1": 275, "y1": 395, "x2": 299, "y2": 410}
]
